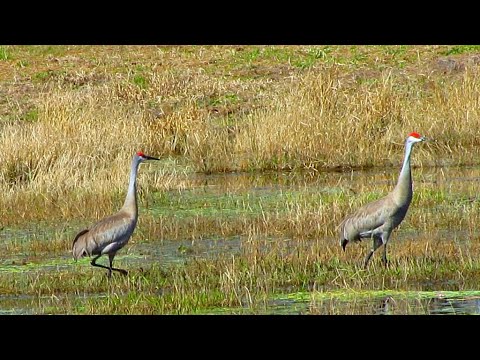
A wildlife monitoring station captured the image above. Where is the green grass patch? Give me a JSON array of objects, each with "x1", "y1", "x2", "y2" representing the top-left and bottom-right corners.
[
  {"x1": 17, "y1": 60, "x2": 28, "y2": 68},
  {"x1": 133, "y1": 74, "x2": 148, "y2": 89},
  {"x1": 442, "y1": 45, "x2": 480, "y2": 56},
  {"x1": 277, "y1": 289, "x2": 480, "y2": 302},
  {"x1": 24, "y1": 109, "x2": 39, "y2": 122},
  {"x1": 0, "y1": 46, "x2": 11, "y2": 60},
  {"x1": 231, "y1": 46, "x2": 330, "y2": 70},
  {"x1": 34, "y1": 71, "x2": 52, "y2": 82},
  {"x1": 25, "y1": 45, "x2": 68, "y2": 57}
]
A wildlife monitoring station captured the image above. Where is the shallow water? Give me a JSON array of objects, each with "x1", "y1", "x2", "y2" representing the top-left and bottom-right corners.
[
  {"x1": 3, "y1": 164, "x2": 480, "y2": 314},
  {"x1": 284, "y1": 290, "x2": 480, "y2": 315},
  {"x1": 204, "y1": 291, "x2": 480, "y2": 315}
]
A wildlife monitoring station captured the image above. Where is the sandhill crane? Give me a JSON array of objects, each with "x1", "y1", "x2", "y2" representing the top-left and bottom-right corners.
[
  {"x1": 72, "y1": 151, "x2": 159, "y2": 277},
  {"x1": 339, "y1": 132, "x2": 426, "y2": 269}
]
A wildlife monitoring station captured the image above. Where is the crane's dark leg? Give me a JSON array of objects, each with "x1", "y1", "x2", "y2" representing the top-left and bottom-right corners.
[
  {"x1": 108, "y1": 253, "x2": 128, "y2": 276},
  {"x1": 91, "y1": 254, "x2": 112, "y2": 277},
  {"x1": 382, "y1": 243, "x2": 388, "y2": 267},
  {"x1": 364, "y1": 250, "x2": 374, "y2": 269},
  {"x1": 381, "y1": 232, "x2": 391, "y2": 268},
  {"x1": 364, "y1": 235, "x2": 384, "y2": 269}
]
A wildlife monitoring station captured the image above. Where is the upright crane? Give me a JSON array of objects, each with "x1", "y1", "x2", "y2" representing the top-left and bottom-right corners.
[
  {"x1": 72, "y1": 151, "x2": 159, "y2": 277},
  {"x1": 339, "y1": 132, "x2": 426, "y2": 268}
]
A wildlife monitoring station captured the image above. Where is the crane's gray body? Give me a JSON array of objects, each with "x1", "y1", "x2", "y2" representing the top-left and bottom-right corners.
[
  {"x1": 340, "y1": 194, "x2": 411, "y2": 246},
  {"x1": 72, "y1": 210, "x2": 137, "y2": 260},
  {"x1": 72, "y1": 152, "x2": 157, "y2": 276},
  {"x1": 339, "y1": 134, "x2": 424, "y2": 268}
]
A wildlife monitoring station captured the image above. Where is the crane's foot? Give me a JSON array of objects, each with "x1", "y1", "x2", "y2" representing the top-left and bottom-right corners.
[
  {"x1": 107, "y1": 268, "x2": 128, "y2": 279},
  {"x1": 111, "y1": 267, "x2": 128, "y2": 276}
]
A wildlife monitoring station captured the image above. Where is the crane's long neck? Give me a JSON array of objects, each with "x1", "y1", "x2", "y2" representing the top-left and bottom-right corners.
[
  {"x1": 122, "y1": 155, "x2": 140, "y2": 217},
  {"x1": 393, "y1": 141, "x2": 414, "y2": 205}
]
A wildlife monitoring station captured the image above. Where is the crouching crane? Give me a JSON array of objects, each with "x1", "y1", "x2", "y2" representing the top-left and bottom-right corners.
[
  {"x1": 339, "y1": 132, "x2": 426, "y2": 269},
  {"x1": 72, "y1": 151, "x2": 159, "y2": 277}
]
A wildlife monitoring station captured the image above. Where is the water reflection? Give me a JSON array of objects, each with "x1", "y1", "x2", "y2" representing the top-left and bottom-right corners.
[
  {"x1": 428, "y1": 296, "x2": 480, "y2": 315},
  {"x1": 305, "y1": 293, "x2": 480, "y2": 315}
]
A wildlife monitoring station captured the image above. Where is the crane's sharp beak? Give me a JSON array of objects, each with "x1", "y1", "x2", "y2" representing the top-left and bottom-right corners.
[
  {"x1": 421, "y1": 136, "x2": 427, "y2": 142},
  {"x1": 144, "y1": 155, "x2": 160, "y2": 161}
]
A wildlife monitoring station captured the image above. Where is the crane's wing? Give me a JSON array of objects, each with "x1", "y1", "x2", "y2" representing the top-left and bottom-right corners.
[
  {"x1": 82, "y1": 211, "x2": 135, "y2": 253},
  {"x1": 341, "y1": 196, "x2": 394, "y2": 241}
]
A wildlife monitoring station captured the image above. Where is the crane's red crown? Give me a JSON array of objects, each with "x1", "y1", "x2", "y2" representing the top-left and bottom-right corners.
[
  {"x1": 409, "y1": 132, "x2": 421, "y2": 139},
  {"x1": 136, "y1": 151, "x2": 145, "y2": 157}
]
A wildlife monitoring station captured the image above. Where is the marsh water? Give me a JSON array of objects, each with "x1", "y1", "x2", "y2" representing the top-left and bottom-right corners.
[{"x1": 2, "y1": 165, "x2": 480, "y2": 314}]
